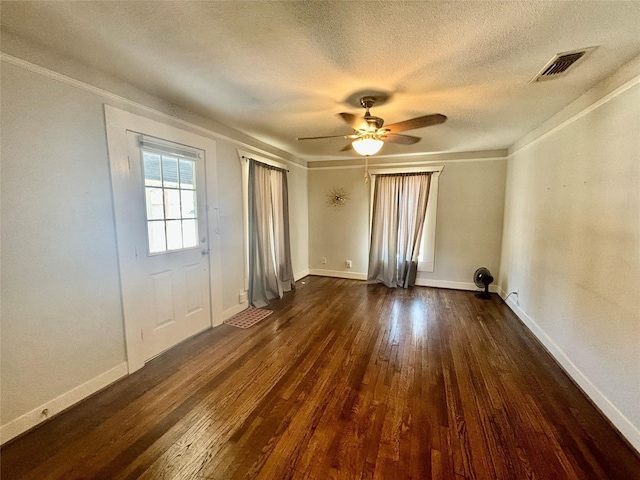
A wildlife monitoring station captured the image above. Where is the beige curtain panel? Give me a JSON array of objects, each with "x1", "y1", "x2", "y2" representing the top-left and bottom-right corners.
[
  {"x1": 368, "y1": 172, "x2": 432, "y2": 288},
  {"x1": 248, "y1": 160, "x2": 295, "y2": 307}
]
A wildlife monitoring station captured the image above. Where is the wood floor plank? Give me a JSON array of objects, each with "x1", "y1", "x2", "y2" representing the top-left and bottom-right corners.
[{"x1": 2, "y1": 277, "x2": 639, "y2": 479}]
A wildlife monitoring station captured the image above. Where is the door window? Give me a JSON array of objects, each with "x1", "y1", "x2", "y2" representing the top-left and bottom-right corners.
[{"x1": 140, "y1": 138, "x2": 200, "y2": 254}]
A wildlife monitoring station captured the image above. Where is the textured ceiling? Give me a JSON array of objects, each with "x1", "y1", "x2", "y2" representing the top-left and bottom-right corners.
[{"x1": 2, "y1": 1, "x2": 640, "y2": 161}]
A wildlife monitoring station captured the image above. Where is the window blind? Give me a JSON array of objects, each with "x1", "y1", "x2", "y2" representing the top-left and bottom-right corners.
[{"x1": 138, "y1": 135, "x2": 201, "y2": 160}]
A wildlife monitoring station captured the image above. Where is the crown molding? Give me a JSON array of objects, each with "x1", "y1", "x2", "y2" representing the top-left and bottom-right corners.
[
  {"x1": 510, "y1": 71, "x2": 640, "y2": 156},
  {"x1": 1, "y1": 53, "x2": 307, "y2": 170}
]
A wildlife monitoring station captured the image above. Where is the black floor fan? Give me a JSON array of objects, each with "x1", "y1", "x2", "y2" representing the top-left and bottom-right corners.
[{"x1": 473, "y1": 267, "x2": 494, "y2": 299}]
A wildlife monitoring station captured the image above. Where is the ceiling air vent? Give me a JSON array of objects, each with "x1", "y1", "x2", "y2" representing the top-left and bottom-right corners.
[{"x1": 529, "y1": 47, "x2": 596, "y2": 83}]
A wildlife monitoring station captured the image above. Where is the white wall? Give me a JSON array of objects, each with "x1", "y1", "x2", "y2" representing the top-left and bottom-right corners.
[
  {"x1": 308, "y1": 155, "x2": 507, "y2": 288},
  {"x1": 0, "y1": 53, "x2": 308, "y2": 439},
  {"x1": 1, "y1": 61, "x2": 126, "y2": 428},
  {"x1": 499, "y1": 58, "x2": 640, "y2": 450}
]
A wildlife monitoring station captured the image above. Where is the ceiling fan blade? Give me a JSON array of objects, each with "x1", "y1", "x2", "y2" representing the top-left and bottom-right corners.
[
  {"x1": 338, "y1": 113, "x2": 367, "y2": 131},
  {"x1": 340, "y1": 143, "x2": 353, "y2": 151},
  {"x1": 384, "y1": 114, "x2": 447, "y2": 133},
  {"x1": 297, "y1": 134, "x2": 352, "y2": 141},
  {"x1": 382, "y1": 133, "x2": 421, "y2": 145}
]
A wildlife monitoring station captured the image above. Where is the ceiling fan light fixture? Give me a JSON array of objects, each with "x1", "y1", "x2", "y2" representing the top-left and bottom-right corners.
[
  {"x1": 297, "y1": 95, "x2": 446, "y2": 155},
  {"x1": 352, "y1": 137, "x2": 383, "y2": 156}
]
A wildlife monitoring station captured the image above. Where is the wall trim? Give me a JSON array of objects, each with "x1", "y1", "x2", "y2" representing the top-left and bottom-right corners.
[
  {"x1": 1, "y1": 53, "x2": 513, "y2": 170},
  {"x1": 6, "y1": 50, "x2": 636, "y2": 171},
  {"x1": 511, "y1": 72, "x2": 640, "y2": 155},
  {"x1": 0, "y1": 53, "x2": 306, "y2": 171},
  {"x1": 222, "y1": 302, "x2": 249, "y2": 321},
  {"x1": 309, "y1": 269, "x2": 368, "y2": 281},
  {"x1": 308, "y1": 156, "x2": 507, "y2": 170},
  {"x1": 497, "y1": 288, "x2": 640, "y2": 453},
  {"x1": 0, "y1": 362, "x2": 128, "y2": 445},
  {"x1": 415, "y1": 279, "x2": 499, "y2": 292},
  {"x1": 295, "y1": 269, "x2": 311, "y2": 281},
  {"x1": 308, "y1": 271, "x2": 500, "y2": 294},
  {"x1": 306, "y1": 148, "x2": 508, "y2": 163}
]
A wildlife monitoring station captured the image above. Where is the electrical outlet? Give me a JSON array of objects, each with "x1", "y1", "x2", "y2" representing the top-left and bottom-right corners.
[
  {"x1": 346, "y1": 260, "x2": 352, "y2": 268},
  {"x1": 321, "y1": 257, "x2": 327, "y2": 264}
]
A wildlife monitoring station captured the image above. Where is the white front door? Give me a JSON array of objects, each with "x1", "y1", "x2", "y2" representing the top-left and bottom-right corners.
[
  {"x1": 106, "y1": 105, "x2": 222, "y2": 373},
  {"x1": 127, "y1": 132, "x2": 211, "y2": 361}
]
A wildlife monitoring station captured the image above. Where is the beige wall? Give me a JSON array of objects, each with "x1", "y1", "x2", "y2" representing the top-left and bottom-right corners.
[
  {"x1": 308, "y1": 157, "x2": 507, "y2": 287},
  {"x1": 0, "y1": 58, "x2": 308, "y2": 431},
  {"x1": 500, "y1": 60, "x2": 640, "y2": 449},
  {"x1": 1, "y1": 62, "x2": 126, "y2": 426},
  {"x1": 416, "y1": 160, "x2": 506, "y2": 286},
  {"x1": 308, "y1": 167, "x2": 371, "y2": 274}
]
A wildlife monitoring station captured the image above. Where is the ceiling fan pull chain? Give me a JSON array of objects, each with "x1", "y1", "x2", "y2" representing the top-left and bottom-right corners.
[{"x1": 364, "y1": 155, "x2": 370, "y2": 183}]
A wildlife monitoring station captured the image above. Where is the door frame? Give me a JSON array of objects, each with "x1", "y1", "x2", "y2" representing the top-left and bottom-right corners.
[{"x1": 105, "y1": 105, "x2": 223, "y2": 373}]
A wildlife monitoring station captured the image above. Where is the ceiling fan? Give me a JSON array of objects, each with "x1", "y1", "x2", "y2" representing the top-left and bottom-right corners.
[{"x1": 296, "y1": 96, "x2": 447, "y2": 156}]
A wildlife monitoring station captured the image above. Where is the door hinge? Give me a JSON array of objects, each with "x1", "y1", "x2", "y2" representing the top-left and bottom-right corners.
[
  {"x1": 127, "y1": 156, "x2": 131, "y2": 170},
  {"x1": 134, "y1": 246, "x2": 138, "y2": 258},
  {"x1": 141, "y1": 329, "x2": 144, "y2": 341}
]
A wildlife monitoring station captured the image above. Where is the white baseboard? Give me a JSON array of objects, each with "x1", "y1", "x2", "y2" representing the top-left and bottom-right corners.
[
  {"x1": 308, "y1": 269, "x2": 367, "y2": 281},
  {"x1": 308, "y1": 272, "x2": 500, "y2": 293},
  {"x1": 0, "y1": 362, "x2": 128, "y2": 445},
  {"x1": 415, "y1": 278, "x2": 499, "y2": 292},
  {"x1": 498, "y1": 290, "x2": 640, "y2": 453},
  {"x1": 295, "y1": 269, "x2": 310, "y2": 281},
  {"x1": 222, "y1": 302, "x2": 249, "y2": 321}
]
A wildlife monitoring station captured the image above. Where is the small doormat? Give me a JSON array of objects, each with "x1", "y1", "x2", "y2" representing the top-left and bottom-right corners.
[{"x1": 224, "y1": 307, "x2": 273, "y2": 329}]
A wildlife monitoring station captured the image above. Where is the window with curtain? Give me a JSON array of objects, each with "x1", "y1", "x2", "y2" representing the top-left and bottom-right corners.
[
  {"x1": 247, "y1": 159, "x2": 295, "y2": 307},
  {"x1": 367, "y1": 172, "x2": 433, "y2": 288}
]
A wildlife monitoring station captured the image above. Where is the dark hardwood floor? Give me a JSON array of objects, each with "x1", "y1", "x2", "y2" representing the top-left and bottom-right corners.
[{"x1": 2, "y1": 277, "x2": 639, "y2": 479}]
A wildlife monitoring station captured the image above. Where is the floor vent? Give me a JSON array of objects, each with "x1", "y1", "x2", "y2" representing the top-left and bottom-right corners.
[{"x1": 530, "y1": 47, "x2": 596, "y2": 83}]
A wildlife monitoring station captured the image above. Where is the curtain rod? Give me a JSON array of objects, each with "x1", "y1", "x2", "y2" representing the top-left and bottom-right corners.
[{"x1": 241, "y1": 155, "x2": 290, "y2": 172}]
